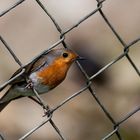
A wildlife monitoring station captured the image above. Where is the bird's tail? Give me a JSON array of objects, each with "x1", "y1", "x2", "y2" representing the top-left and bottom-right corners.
[
  {"x1": 0, "y1": 88, "x2": 12, "y2": 112},
  {"x1": 0, "y1": 86, "x2": 21, "y2": 112},
  {"x1": 0, "y1": 83, "x2": 34, "y2": 112},
  {"x1": 0, "y1": 101, "x2": 11, "y2": 112}
]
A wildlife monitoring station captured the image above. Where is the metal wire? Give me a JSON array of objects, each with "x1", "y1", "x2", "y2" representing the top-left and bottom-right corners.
[{"x1": 0, "y1": 0, "x2": 140, "y2": 140}]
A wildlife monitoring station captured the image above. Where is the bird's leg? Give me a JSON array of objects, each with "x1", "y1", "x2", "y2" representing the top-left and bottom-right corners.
[{"x1": 25, "y1": 79, "x2": 34, "y2": 89}]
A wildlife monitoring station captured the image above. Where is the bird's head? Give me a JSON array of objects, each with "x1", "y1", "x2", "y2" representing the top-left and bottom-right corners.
[{"x1": 49, "y1": 48, "x2": 79, "y2": 66}]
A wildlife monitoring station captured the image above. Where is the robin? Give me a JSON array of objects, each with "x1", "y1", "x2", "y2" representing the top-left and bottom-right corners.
[{"x1": 0, "y1": 48, "x2": 80, "y2": 112}]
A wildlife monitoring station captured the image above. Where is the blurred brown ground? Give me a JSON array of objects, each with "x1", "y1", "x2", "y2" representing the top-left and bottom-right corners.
[{"x1": 0, "y1": 0, "x2": 140, "y2": 140}]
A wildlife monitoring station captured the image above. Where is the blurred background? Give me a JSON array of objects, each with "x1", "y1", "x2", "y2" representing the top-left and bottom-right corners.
[{"x1": 0, "y1": 0, "x2": 140, "y2": 140}]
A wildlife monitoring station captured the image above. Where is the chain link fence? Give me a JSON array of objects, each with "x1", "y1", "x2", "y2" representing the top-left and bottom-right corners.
[{"x1": 0, "y1": 0, "x2": 140, "y2": 140}]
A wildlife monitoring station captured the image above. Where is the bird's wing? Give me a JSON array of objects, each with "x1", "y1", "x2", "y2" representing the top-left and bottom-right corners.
[
  {"x1": 9, "y1": 54, "x2": 49, "y2": 85},
  {"x1": 29, "y1": 54, "x2": 49, "y2": 73}
]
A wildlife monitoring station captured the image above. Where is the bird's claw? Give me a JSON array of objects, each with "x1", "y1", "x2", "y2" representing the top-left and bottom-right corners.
[{"x1": 25, "y1": 80, "x2": 34, "y2": 89}]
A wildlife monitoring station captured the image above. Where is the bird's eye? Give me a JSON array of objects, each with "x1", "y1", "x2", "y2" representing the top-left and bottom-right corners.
[{"x1": 62, "y1": 52, "x2": 69, "y2": 58}]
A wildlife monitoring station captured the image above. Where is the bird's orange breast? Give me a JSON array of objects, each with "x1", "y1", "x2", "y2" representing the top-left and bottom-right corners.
[{"x1": 37, "y1": 58, "x2": 71, "y2": 89}]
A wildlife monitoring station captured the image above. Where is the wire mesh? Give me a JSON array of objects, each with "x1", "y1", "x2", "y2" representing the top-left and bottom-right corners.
[{"x1": 0, "y1": 0, "x2": 140, "y2": 140}]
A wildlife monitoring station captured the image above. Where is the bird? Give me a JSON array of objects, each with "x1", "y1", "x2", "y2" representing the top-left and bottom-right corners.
[{"x1": 0, "y1": 48, "x2": 79, "y2": 112}]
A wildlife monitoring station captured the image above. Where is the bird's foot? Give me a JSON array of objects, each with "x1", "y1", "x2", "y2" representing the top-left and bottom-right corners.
[{"x1": 25, "y1": 80, "x2": 34, "y2": 89}]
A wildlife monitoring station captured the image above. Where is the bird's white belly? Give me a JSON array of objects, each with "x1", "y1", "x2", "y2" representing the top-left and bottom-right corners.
[{"x1": 29, "y1": 72, "x2": 50, "y2": 94}]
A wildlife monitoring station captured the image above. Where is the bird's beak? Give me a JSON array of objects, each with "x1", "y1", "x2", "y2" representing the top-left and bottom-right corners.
[{"x1": 76, "y1": 56, "x2": 86, "y2": 60}]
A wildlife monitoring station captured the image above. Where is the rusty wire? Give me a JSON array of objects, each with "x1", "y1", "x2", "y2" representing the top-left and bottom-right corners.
[{"x1": 0, "y1": 0, "x2": 140, "y2": 140}]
